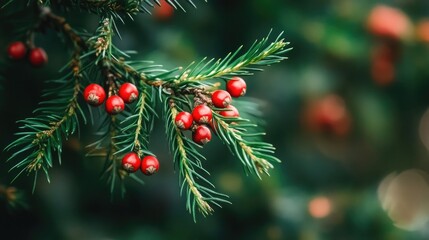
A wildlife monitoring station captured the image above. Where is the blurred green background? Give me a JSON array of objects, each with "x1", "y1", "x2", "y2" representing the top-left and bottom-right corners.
[{"x1": 2, "y1": 0, "x2": 429, "y2": 239}]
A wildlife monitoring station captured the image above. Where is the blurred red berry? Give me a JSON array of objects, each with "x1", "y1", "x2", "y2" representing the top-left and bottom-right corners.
[
  {"x1": 304, "y1": 95, "x2": 351, "y2": 136},
  {"x1": 28, "y1": 48, "x2": 48, "y2": 67},
  {"x1": 370, "y1": 44, "x2": 396, "y2": 86},
  {"x1": 154, "y1": 0, "x2": 174, "y2": 21},
  {"x1": 7, "y1": 41, "x2": 27, "y2": 60}
]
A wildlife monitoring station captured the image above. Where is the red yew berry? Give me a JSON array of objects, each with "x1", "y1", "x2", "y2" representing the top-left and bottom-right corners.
[
  {"x1": 105, "y1": 95, "x2": 125, "y2": 115},
  {"x1": 175, "y1": 111, "x2": 193, "y2": 130},
  {"x1": 28, "y1": 48, "x2": 48, "y2": 67},
  {"x1": 7, "y1": 41, "x2": 27, "y2": 60},
  {"x1": 154, "y1": 0, "x2": 174, "y2": 21},
  {"x1": 141, "y1": 156, "x2": 160, "y2": 176},
  {"x1": 211, "y1": 90, "x2": 232, "y2": 108},
  {"x1": 122, "y1": 152, "x2": 141, "y2": 173},
  {"x1": 192, "y1": 125, "x2": 212, "y2": 145},
  {"x1": 118, "y1": 83, "x2": 139, "y2": 103},
  {"x1": 192, "y1": 105, "x2": 212, "y2": 124},
  {"x1": 219, "y1": 105, "x2": 239, "y2": 118},
  {"x1": 83, "y1": 83, "x2": 106, "y2": 106},
  {"x1": 226, "y1": 77, "x2": 247, "y2": 98}
]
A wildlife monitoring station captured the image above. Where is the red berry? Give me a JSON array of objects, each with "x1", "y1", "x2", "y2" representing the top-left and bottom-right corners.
[
  {"x1": 141, "y1": 156, "x2": 159, "y2": 175},
  {"x1": 154, "y1": 0, "x2": 174, "y2": 21},
  {"x1": 28, "y1": 48, "x2": 48, "y2": 67},
  {"x1": 105, "y1": 95, "x2": 125, "y2": 115},
  {"x1": 175, "y1": 111, "x2": 193, "y2": 130},
  {"x1": 226, "y1": 77, "x2": 247, "y2": 98},
  {"x1": 219, "y1": 105, "x2": 239, "y2": 118},
  {"x1": 211, "y1": 90, "x2": 232, "y2": 108},
  {"x1": 119, "y1": 83, "x2": 139, "y2": 104},
  {"x1": 121, "y1": 152, "x2": 141, "y2": 173},
  {"x1": 192, "y1": 125, "x2": 212, "y2": 145},
  {"x1": 192, "y1": 105, "x2": 212, "y2": 124},
  {"x1": 83, "y1": 83, "x2": 106, "y2": 106},
  {"x1": 7, "y1": 41, "x2": 27, "y2": 60}
]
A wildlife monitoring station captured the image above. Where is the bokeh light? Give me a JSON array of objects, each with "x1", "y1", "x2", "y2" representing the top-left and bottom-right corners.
[
  {"x1": 366, "y1": 5, "x2": 412, "y2": 41},
  {"x1": 378, "y1": 169, "x2": 429, "y2": 231},
  {"x1": 308, "y1": 196, "x2": 332, "y2": 219}
]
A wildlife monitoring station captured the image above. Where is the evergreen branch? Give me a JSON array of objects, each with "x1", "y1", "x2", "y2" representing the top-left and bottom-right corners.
[
  {"x1": 1, "y1": 0, "x2": 14, "y2": 9},
  {"x1": 31, "y1": 0, "x2": 205, "y2": 17},
  {"x1": 2, "y1": 0, "x2": 289, "y2": 220},
  {"x1": 130, "y1": 88, "x2": 151, "y2": 154},
  {"x1": 4, "y1": 8, "x2": 89, "y2": 188},
  {"x1": 86, "y1": 116, "x2": 129, "y2": 195},
  {"x1": 89, "y1": 26, "x2": 290, "y2": 93},
  {"x1": 113, "y1": 85, "x2": 157, "y2": 157},
  {"x1": 103, "y1": 116, "x2": 128, "y2": 195},
  {"x1": 165, "y1": 97, "x2": 230, "y2": 221},
  {"x1": 113, "y1": 59, "x2": 180, "y2": 85},
  {"x1": 108, "y1": 31, "x2": 291, "y2": 91},
  {"x1": 103, "y1": 32, "x2": 290, "y2": 94},
  {"x1": 89, "y1": 17, "x2": 114, "y2": 59},
  {"x1": 5, "y1": 56, "x2": 84, "y2": 188},
  {"x1": 43, "y1": 8, "x2": 88, "y2": 51},
  {"x1": 213, "y1": 112, "x2": 281, "y2": 178},
  {"x1": 176, "y1": 31, "x2": 291, "y2": 84}
]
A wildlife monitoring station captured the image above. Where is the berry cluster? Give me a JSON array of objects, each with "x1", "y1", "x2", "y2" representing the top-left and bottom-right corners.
[
  {"x1": 122, "y1": 153, "x2": 160, "y2": 176},
  {"x1": 84, "y1": 80, "x2": 159, "y2": 176},
  {"x1": 175, "y1": 76, "x2": 247, "y2": 145},
  {"x1": 7, "y1": 41, "x2": 48, "y2": 67},
  {"x1": 83, "y1": 82, "x2": 139, "y2": 115}
]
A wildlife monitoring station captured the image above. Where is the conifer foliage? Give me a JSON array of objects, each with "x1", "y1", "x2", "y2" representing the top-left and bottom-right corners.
[{"x1": 2, "y1": 0, "x2": 291, "y2": 220}]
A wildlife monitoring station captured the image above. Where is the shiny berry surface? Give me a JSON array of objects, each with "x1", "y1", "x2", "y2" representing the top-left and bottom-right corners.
[
  {"x1": 105, "y1": 95, "x2": 125, "y2": 115},
  {"x1": 83, "y1": 84, "x2": 106, "y2": 106},
  {"x1": 141, "y1": 156, "x2": 160, "y2": 176},
  {"x1": 119, "y1": 83, "x2": 139, "y2": 103},
  {"x1": 175, "y1": 111, "x2": 193, "y2": 130},
  {"x1": 192, "y1": 105, "x2": 212, "y2": 124},
  {"x1": 192, "y1": 125, "x2": 212, "y2": 145},
  {"x1": 212, "y1": 90, "x2": 232, "y2": 108},
  {"x1": 122, "y1": 152, "x2": 141, "y2": 173},
  {"x1": 226, "y1": 77, "x2": 247, "y2": 98}
]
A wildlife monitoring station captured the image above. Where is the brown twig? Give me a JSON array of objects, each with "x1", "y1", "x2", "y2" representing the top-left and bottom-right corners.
[{"x1": 43, "y1": 8, "x2": 88, "y2": 51}]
